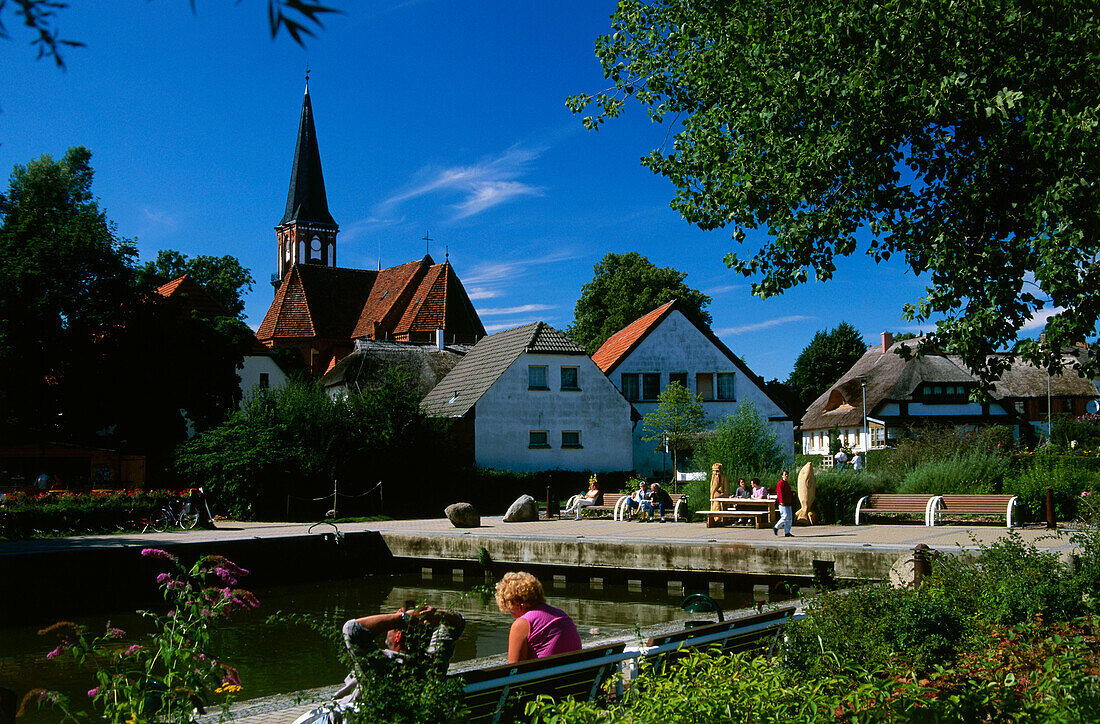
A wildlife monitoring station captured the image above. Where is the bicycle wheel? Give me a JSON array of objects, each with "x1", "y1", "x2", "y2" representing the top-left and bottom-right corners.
[
  {"x1": 180, "y1": 511, "x2": 199, "y2": 530},
  {"x1": 151, "y1": 511, "x2": 171, "y2": 533}
]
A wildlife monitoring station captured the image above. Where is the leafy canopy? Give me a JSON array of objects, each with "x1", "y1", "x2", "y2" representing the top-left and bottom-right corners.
[
  {"x1": 568, "y1": 251, "x2": 711, "y2": 352},
  {"x1": 570, "y1": 0, "x2": 1100, "y2": 382},
  {"x1": 786, "y1": 322, "x2": 867, "y2": 413},
  {"x1": 693, "y1": 400, "x2": 790, "y2": 477}
]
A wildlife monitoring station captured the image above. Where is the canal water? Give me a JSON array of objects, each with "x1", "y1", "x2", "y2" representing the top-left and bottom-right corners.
[{"x1": 1, "y1": 571, "x2": 782, "y2": 721}]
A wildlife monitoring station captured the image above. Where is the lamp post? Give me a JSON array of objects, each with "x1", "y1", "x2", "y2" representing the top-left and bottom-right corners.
[{"x1": 861, "y1": 377, "x2": 868, "y2": 452}]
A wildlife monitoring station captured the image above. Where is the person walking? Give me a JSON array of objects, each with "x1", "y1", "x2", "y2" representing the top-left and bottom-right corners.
[{"x1": 773, "y1": 470, "x2": 795, "y2": 538}]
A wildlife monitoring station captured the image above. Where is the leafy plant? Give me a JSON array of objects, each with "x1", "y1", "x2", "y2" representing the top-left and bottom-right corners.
[
  {"x1": 692, "y1": 400, "x2": 791, "y2": 479},
  {"x1": 642, "y1": 381, "x2": 707, "y2": 478},
  {"x1": 30, "y1": 549, "x2": 256, "y2": 722}
]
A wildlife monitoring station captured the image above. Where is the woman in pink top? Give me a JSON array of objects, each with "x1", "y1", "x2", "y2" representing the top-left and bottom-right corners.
[
  {"x1": 750, "y1": 477, "x2": 768, "y2": 499},
  {"x1": 495, "y1": 571, "x2": 582, "y2": 663}
]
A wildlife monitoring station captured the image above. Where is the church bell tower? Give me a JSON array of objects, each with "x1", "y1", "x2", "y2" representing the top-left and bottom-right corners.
[{"x1": 274, "y1": 77, "x2": 339, "y2": 288}]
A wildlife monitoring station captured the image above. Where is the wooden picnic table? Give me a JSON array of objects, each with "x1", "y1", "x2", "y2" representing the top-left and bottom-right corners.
[{"x1": 701, "y1": 497, "x2": 778, "y2": 528}]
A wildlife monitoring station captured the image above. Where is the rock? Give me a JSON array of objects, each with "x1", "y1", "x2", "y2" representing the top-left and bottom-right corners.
[
  {"x1": 445, "y1": 502, "x2": 480, "y2": 528},
  {"x1": 502, "y1": 494, "x2": 539, "y2": 522}
]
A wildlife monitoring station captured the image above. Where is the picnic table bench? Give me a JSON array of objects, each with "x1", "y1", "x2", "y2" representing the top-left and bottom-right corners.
[
  {"x1": 855, "y1": 494, "x2": 938, "y2": 526},
  {"x1": 700, "y1": 497, "x2": 777, "y2": 528},
  {"x1": 929, "y1": 494, "x2": 1019, "y2": 528}
]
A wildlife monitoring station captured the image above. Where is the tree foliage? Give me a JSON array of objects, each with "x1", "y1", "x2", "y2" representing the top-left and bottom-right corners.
[
  {"x1": 0, "y1": 0, "x2": 340, "y2": 68},
  {"x1": 641, "y1": 381, "x2": 707, "y2": 476},
  {"x1": 138, "y1": 249, "x2": 255, "y2": 319},
  {"x1": 568, "y1": 251, "x2": 711, "y2": 352},
  {"x1": 786, "y1": 322, "x2": 867, "y2": 413},
  {"x1": 0, "y1": 147, "x2": 252, "y2": 475},
  {"x1": 693, "y1": 400, "x2": 789, "y2": 478},
  {"x1": 570, "y1": 0, "x2": 1100, "y2": 382}
]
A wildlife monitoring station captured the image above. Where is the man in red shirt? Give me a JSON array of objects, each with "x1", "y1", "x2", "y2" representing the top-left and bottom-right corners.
[{"x1": 772, "y1": 470, "x2": 795, "y2": 537}]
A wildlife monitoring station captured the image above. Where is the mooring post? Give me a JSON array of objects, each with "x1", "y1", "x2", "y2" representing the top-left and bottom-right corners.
[
  {"x1": 546, "y1": 485, "x2": 557, "y2": 519},
  {"x1": 1046, "y1": 485, "x2": 1056, "y2": 529},
  {"x1": 912, "y1": 543, "x2": 932, "y2": 586}
]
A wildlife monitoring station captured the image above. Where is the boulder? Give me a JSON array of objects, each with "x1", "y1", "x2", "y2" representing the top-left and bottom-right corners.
[
  {"x1": 444, "y1": 502, "x2": 480, "y2": 528},
  {"x1": 502, "y1": 494, "x2": 539, "y2": 522}
]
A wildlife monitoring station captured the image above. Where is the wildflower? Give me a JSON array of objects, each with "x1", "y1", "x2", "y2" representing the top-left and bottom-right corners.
[
  {"x1": 156, "y1": 573, "x2": 171, "y2": 584},
  {"x1": 215, "y1": 684, "x2": 243, "y2": 694},
  {"x1": 46, "y1": 645, "x2": 66, "y2": 660},
  {"x1": 213, "y1": 567, "x2": 238, "y2": 585},
  {"x1": 123, "y1": 644, "x2": 144, "y2": 656},
  {"x1": 105, "y1": 622, "x2": 126, "y2": 639},
  {"x1": 141, "y1": 548, "x2": 178, "y2": 563},
  {"x1": 16, "y1": 689, "x2": 52, "y2": 718},
  {"x1": 199, "y1": 555, "x2": 248, "y2": 578},
  {"x1": 166, "y1": 580, "x2": 188, "y2": 591},
  {"x1": 87, "y1": 687, "x2": 99, "y2": 698},
  {"x1": 222, "y1": 665, "x2": 241, "y2": 686}
]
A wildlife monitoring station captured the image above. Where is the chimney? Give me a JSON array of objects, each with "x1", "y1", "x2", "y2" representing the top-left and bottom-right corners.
[
  {"x1": 881, "y1": 331, "x2": 893, "y2": 353},
  {"x1": 436, "y1": 328, "x2": 446, "y2": 351}
]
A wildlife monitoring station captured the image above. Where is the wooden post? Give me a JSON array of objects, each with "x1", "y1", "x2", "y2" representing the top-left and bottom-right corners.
[
  {"x1": 912, "y1": 544, "x2": 932, "y2": 586},
  {"x1": 1046, "y1": 486, "x2": 1056, "y2": 529},
  {"x1": 546, "y1": 485, "x2": 555, "y2": 519}
]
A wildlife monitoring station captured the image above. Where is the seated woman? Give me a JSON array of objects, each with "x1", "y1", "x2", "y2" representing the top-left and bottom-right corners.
[
  {"x1": 734, "y1": 478, "x2": 750, "y2": 498},
  {"x1": 495, "y1": 571, "x2": 582, "y2": 663},
  {"x1": 562, "y1": 479, "x2": 600, "y2": 520},
  {"x1": 750, "y1": 478, "x2": 768, "y2": 499}
]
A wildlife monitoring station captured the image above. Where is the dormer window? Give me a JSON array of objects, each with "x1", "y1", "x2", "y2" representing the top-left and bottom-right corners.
[{"x1": 920, "y1": 384, "x2": 968, "y2": 403}]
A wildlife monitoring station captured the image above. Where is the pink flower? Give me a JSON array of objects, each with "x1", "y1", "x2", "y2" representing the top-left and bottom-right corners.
[
  {"x1": 141, "y1": 548, "x2": 178, "y2": 563},
  {"x1": 87, "y1": 688, "x2": 99, "y2": 698},
  {"x1": 123, "y1": 644, "x2": 144, "y2": 656},
  {"x1": 46, "y1": 645, "x2": 65, "y2": 660},
  {"x1": 156, "y1": 573, "x2": 171, "y2": 584},
  {"x1": 213, "y1": 567, "x2": 238, "y2": 585},
  {"x1": 221, "y1": 666, "x2": 241, "y2": 687}
]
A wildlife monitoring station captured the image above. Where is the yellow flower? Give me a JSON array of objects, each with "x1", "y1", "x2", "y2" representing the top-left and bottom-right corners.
[{"x1": 215, "y1": 684, "x2": 243, "y2": 694}]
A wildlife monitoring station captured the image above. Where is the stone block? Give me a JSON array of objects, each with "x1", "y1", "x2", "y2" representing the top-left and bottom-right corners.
[
  {"x1": 502, "y1": 494, "x2": 539, "y2": 522},
  {"x1": 444, "y1": 502, "x2": 480, "y2": 528}
]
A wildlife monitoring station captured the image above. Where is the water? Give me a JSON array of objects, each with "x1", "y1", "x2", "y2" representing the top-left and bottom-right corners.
[{"x1": 1, "y1": 572, "x2": 778, "y2": 721}]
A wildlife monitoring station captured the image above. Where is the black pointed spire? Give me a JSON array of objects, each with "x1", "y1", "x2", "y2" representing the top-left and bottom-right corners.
[{"x1": 280, "y1": 83, "x2": 336, "y2": 227}]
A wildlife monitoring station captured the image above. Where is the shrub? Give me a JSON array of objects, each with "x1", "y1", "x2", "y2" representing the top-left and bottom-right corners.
[
  {"x1": 881, "y1": 425, "x2": 1015, "y2": 481},
  {"x1": 897, "y1": 448, "x2": 1011, "y2": 494},
  {"x1": 1009, "y1": 449, "x2": 1100, "y2": 520},
  {"x1": 0, "y1": 490, "x2": 176, "y2": 539},
  {"x1": 811, "y1": 470, "x2": 890, "y2": 524},
  {"x1": 692, "y1": 400, "x2": 791, "y2": 478}
]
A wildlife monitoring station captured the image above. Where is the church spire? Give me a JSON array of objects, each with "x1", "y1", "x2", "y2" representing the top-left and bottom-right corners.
[{"x1": 274, "y1": 80, "x2": 339, "y2": 286}]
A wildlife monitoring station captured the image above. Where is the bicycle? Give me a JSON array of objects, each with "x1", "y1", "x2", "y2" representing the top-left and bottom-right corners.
[{"x1": 147, "y1": 499, "x2": 199, "y2": 533}]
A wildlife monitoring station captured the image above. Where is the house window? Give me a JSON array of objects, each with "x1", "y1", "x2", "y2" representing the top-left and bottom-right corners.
[
  {"x1": 528, "y1": 365, "x2": 549, "y2": 390},
  {"x1": 561, "y1": 367, "x2": 579, "y2": 390},
  {"x1": 696, "y1": 373, "x2": 714, "y2": 401},
  {"x1": 621, "y1": 373, "x2": 640, "y2": 401},
  {"x1": 259, "y1": 373, "x2": 270, "y2": 389},
  {"x1": 1015, "y1": 401, "x2": 1026, "y2": 414},
  {"x1": 642, "y1": 373, "x2": 661, "y2": 401},
  {"x1": 717, "y1": 373, "x2": 735, "y2": 401},
  {"x1": 669, "y1": 372, "x2": 688, "y2": 389},
  {"x1": 529, "y1": 431, "x2": 549, "y2": 448},
  {"x1": 871, "y1": 427, "x2": 887, "y2": 448},
  {"x1": 561, "y1": 431, "x2": 582, "y2": 448}
]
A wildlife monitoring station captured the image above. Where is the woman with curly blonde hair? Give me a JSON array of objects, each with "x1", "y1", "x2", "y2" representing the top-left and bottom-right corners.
[{"x1": 495, "y1": 571, "x2": 581, "y2": 663}]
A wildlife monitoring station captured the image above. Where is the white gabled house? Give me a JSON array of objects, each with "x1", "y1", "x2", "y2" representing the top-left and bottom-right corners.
[
  {"x1": 421, "y1": 322, "x2": 634, "y2": 473},
  {"x1": 592, "y1": 300, "x2": 795, "y2": 477}
]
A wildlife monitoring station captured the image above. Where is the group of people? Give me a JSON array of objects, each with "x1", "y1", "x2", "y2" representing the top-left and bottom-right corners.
[
  {"x1": 729, "y1": 471, "x2": 795, "y2": 537},
  {"x1": 834, "y1": 448, "x2": 863, "y2": 470},
  {"x1": 561, "y1": 479, "x2": 676, "y2": 521}
]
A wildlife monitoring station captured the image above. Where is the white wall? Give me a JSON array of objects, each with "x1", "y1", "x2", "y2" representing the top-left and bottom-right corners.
[
  {"x1": 610, "y1": 310, "x2": 793, "y2": 476},
  {"x1": 474, "y1": 353, "x2": 633, "y2": 473},
  {"x1": 238, "y1": 354, "x2": 288, "y2": 407}
]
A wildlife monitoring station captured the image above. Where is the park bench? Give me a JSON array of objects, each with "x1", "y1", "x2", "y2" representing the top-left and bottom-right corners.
[
  {"x1": 929, "y1": 494, "x2": 1019, "y2": 528},
  {"x1": 457, "y1": 606, "x2": 797, "y2": 723},
  {"x1": 562, "y1": 492, "x2": 627, "y2": 518},
  {"x1": 614, "y1": 492, "x2": 688, "y2": 522},
  {"x1": 854, "y1": 494, "x2": 938, "y2": 526}
]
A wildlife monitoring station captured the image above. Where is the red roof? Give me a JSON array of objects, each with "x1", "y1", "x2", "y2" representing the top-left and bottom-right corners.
[
  {"x1": 591, "y1": 300, "x2": 676, "y2": 373},
  {"x1": 154, "y1": 275, "x2": 228, "y2": 318},
  {"x1": 258, "y1": 256, "x2": 485, "y2": 347}
]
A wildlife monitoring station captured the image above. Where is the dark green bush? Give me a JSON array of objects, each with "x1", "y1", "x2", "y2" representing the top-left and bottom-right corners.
[
  {"x1": 0, "y1": 490, "x2": 173, "y2": 538},
  {"x1": 897, "y1": 448, "x2": 1010, "y2": 494},
  {"x1": 1009, "y1": 449, "x2": 1100, "y2": 520},
  {"x1": 782, "y1": 583, "x2": 967, "y2": 674},
  {"x1": 811, "y1": 469, "x2": 890, "y2": 524}
]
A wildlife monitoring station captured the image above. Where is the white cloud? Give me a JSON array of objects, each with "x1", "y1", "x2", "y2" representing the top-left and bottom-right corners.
[
  {"x1": 140, "y1": 206, "x2": 178, "y2": 234},
  {"x1": 716, "y1": 315, "x2": 813, "y2": 335},
  {"x1": 464, "y1": 250, "x2": 579, "y2": 286},
  {"x1": 383, "y1": 145, "x2": 544, "y2": 219},
  {"x1": 466, "y1": 287, "x2": 501, "y2": 301},
  {"x1": 1021, "y1": 306, "x2": 1063, "y2": 332},
  {"x1": 478, "y1": 304, "x2": 555, "y2": 316},
  {"x1": 706, "y1": 284, "x2": 741, "y2": 295}
]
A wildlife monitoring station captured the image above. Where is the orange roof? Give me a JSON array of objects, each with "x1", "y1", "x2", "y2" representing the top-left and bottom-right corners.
[
  {"x1": 154, "y1": 274, "x2": 227, "y2": 318},
  {"x1": 591, "y1": 300, "x2": 676, "y2": 373}
]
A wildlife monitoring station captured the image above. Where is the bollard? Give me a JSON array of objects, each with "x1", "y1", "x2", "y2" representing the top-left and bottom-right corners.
[
  {"x1": 912, "y1": 543, "x2": 932, "y2": 586},
  {"x1": 1046, "y1": 486, "x2": 1056, "y2": 529}
]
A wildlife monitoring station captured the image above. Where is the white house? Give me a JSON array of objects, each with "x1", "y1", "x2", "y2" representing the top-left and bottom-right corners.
[
  {"x1": 239, "y1": 347, "x2": 290, "y2": 406},
  {"x1": 421, "y1": 322, "x2": 634, "y2": 473},
  {"x1": 592, "y1": 300, "x2": 795, "y2": 477}
]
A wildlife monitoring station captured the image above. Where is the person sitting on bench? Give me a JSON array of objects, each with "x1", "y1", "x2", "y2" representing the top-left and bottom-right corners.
[
  {"x1": 562, "y1": 479, "x2": 600, "y2": 520},
  {"x1": 649, "y1": 482, "x2": 674, "y2": 522},
  {"x1": 496, "y1": 572, "x2": 582, "y2": 663},
  {"x1": 625, "y1": 480, "x2": 652, "y2": 521}
]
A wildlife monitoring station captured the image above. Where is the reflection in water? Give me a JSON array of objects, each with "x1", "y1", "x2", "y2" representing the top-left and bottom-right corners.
[{"x1": 1, "y1": 572, "x2": 778, "y2": 722}]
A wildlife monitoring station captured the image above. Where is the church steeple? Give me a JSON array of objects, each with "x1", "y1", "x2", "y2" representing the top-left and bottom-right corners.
[{"x1": 274, "y1": 77, "x2": 339, "y2": 286}]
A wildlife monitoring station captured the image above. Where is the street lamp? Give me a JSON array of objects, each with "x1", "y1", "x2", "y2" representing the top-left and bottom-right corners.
[{"x1": 861, "y1": 377, "x2": 868, "y2": 452}]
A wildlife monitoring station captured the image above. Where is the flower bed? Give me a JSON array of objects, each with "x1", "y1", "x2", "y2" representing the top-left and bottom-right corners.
[{"x1": 0, "y1": 489, "x2": 184, "y2": 539}]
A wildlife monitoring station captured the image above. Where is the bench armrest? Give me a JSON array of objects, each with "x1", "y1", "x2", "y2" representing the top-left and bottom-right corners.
[{"x1": 854, "y1": 495, "x2": 869, "y2": 526}]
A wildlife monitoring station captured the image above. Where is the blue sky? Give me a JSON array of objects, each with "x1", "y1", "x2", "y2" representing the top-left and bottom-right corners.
[{"x1": 0, "y1": 0, "x2": 1028, "y2": 381}]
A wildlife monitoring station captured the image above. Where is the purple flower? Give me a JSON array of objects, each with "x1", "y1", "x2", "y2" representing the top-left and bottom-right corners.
[
  {"x1": 166, "y1": 580, "x2": 187, "y2": 591},
  {"x1": 123, "y1": 644, "x2": 144, "y2": 656},
  {"x1": 87, "y1": 687, "x2": 100, "y2": 698},
  {"x1": 141, "y1": 548, "x2": 178, "y2": 563},
  {"x1": 46, "y1": 645, "x2": 65, "y2": 660},
  {"x1": 156, "y1": 573, "x2": 171, "y2": 584},
  {"x1": 221, "y1": 666, "x2": 241, "y2": 687},
  {"x1": 213, "y1": 567, "x2": 238, "y2": 586},
  {"x1": 105, "y1": 622, "x2": 126, "y2": 640}
]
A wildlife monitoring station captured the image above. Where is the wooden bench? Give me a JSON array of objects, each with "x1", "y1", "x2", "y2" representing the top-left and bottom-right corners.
[
  {"x1": 696, "y1": 509, "x2": 772, "y2": 528},
  {"x1": 458, "y1": 641, "x2": 626, "y2": 723},
  {"x1": 855, "y1": 494, "x2": 938, "y2": 526},
  {"x1": 616, "y1": 493, "x2": 688, "y2": 522},
  {"x1": 641, "y1": 606, "x2": 796, "y2": 673},
  {"x1": 930, "y1": 494, "x2": 1019, "y2": 528}
]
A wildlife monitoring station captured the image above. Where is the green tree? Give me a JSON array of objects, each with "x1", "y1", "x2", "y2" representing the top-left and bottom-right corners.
[
  {"x1": 693, "y1": 401, "x2": 790, "y2": 479},
  {"x1": 1, "y1": 1, "x2": 339, "y2": 68},
  {"x1": 138, "y1": 249, "x2": 255, "y2": 319},
  {"x1": 0, "y1": 146, "x2": 139, "y2": 437},
  {"x1": 642, "y1": 381, "x2": 707, "y2": 477},
  {"x1": 569, "y1": 0, "x2": 1100, "y2": 382},
  {"x1": 568, "y1": 251, "x2": 711, "y2": 352},
  {"x1": 786, "y1": 322, "x2": 867, "y2": 413}
]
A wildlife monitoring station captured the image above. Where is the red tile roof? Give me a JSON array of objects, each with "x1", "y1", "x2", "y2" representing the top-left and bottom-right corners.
[
  {"x1": 352, "y1": 258, "x2": 425, "y2": 338},
  {"x1": 154, "y1": 274, "x2": 228, "y2": 319},
  {"x1": 591, "y1": 300, "x2": 676, "y2": 373}
]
